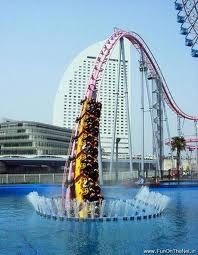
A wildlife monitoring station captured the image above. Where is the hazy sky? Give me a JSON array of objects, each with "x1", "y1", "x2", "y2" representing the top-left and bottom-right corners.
[{"x1": 0, "y1": 1, "x2": 197, "y2": 153}]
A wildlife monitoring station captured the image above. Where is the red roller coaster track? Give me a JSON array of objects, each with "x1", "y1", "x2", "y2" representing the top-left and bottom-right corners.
[
  {"x1": 165, "y1": 137, "x2": 198, "y2": 151},
  {"x1": 87, "y1": 29, "x2": 198, "y2": 121},
  {"x1": 63, "y1": 29, "x2": 198, "y2": 205}
]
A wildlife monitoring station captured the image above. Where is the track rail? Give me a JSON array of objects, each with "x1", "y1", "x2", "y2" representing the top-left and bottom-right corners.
[{"x1": 86, "y1": 29, "x2": 198, "y2": 120}]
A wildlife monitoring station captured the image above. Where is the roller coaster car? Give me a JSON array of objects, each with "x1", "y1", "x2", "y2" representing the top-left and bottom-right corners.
[
  {"x1": 185, "y1": 38, "x2": 193, "y2": 47},
  {"x1": 180, "y1": 27, "x2": 188, "y2": 35},
  {"x1": 177, "y1": 15, "x2": 185, "y2": 23},
  {"x1": 175, "y1": 2, "x2": 183, "y2": 11},
  {"x1": 191, "y1": 49, "x2": 198, "y2": 58}
]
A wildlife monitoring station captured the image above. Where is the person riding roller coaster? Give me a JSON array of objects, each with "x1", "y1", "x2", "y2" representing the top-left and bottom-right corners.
[
  {"x1": 75, "y1": 99, "x2": 101, "y2": 124},
  {"x1": 81, "y1": 160, "x2": 98, "y2": 169},
  {"x1": 84, "y1": 140, "x2": 98, "y2": 149},
  {"x1": 84, "y1": 119, "x2": 99, "y2": 129},
  {"x1": 72, "y1": 118, "x2": 99, "y2": 142},
  {"x1": 84, "y1": 126, "x2": 99, "y2": 136},
  {"x1": 87, "y1": 107, "x2": 101, "y2": 118},
  {"x1": 82, "y1": 180, "x2": 102, "y2": 202},
  {"x1": 83, "y1": 133, "x2": 96, "y2": 141},
  {"x1": 81, "y1": 154, "x2": 96, "y2": 163},
  {"x1": 87, "y1": 100, "x2": 102, "y2": 113},
  {"x1": 66, "y1": 97, "x2": 103, "y2": 210},
  {"x1": 80, "y1": 162, "x2": 99, "y2": 181}
]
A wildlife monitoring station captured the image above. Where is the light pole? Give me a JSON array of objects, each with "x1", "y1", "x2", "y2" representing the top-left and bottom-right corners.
[{"x1": 115, "y1": 138, "x2": 121, "y2": 182}]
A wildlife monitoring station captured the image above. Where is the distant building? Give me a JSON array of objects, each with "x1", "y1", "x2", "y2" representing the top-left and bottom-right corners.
[
  {"x1": 53, "y1": 39, "x2": 132, "y2": 158},
  {"x1": 0, "y1": 120, "x2": 72, "y2": 156}
]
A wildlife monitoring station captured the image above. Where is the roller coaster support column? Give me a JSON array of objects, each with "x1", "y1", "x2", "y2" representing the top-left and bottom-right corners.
[
  {"x1": 145, "y1": 73, "x2": 160, "y2": 179},
  {"x1": 139, "y1": 52, "x2": 146, "y2": 178},
  {"x1": 194, "y1": 120, "x2": 198, "y2": 171},
  {"x1": 152, "y1": 77, "x2": 164, "y2": 178},
  {"x1": 151, "y1": 78, "x2": 156, "y2": 172},
  {"x1": 98, "y1": 133, "x2": 103, "y2": 185},
  {"x1": 158, "y1": 79, "x2": 164, "y2": 179},
  {"x1": 177, "y1": 116, "x2": 182, "y2": 136},
  {"x1": 120, "y1": 38, "x2": 133, "y2": 175},
  {"x1": 162, "y1": 100, "x2": 174, "y2": 170},
  {"x1": 110, "y1": 40, "x2": 121, "y2": 175}
]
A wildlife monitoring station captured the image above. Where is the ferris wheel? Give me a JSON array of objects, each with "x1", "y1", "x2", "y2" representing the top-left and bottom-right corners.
[{"x1": 175, "y1": 0, "x2": 198, "y2": 57}]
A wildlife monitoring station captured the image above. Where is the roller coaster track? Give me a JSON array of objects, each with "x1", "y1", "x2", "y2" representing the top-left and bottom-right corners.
[
  {"x1": 62, "y1": 29, "x2": 198, "y2": 216},
  {"x1": 87, "y1": 29, "x2": 198, "y2": 121},
  {"x1": 166, "y1": 137, "x2": 198, "y2": 151}
]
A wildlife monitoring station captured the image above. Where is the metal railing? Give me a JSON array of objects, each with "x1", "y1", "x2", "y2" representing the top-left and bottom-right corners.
[
  {"x1": 0, "y1": 173, "x2": 63, "y2": 184},
  {"x1": 0, "y1": 171, "x2": 149, "y2": 185},
  {"x1": 0, "y1": 172, "x2": 138, "y2": 185},
  {"x1": 1, "y1": 170, "x2": 197, "y2": 185}
]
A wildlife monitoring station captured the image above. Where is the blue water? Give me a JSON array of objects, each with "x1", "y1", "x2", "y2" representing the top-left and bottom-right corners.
[
  {"x1": 160, "y1": 180, "x2": 198, "y2": 187},
  {"x1": 0, "y1": 184, "x2": 198, "y2": 255}
]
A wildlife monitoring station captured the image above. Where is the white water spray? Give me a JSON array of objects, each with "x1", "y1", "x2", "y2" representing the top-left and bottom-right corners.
[{"x1": 27, "y1": 187, "x2": 170, "y2": 221}]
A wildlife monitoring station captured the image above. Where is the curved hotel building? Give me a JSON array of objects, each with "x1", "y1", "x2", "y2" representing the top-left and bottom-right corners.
[{"x1": 53, "y1": 39, "x2": 132, "y2": 157}]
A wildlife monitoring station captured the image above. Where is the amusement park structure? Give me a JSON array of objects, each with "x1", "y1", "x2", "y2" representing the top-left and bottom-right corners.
[
  {"x1": 61, "y1": 29, "x2": 198, "y2": 217},
  {"x1": 175, "y1": 0, "x2": 198, "y2": 57}
]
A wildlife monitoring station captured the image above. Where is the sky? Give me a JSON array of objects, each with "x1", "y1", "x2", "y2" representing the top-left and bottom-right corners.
[{"x1": 0, "y1": 0, "x2": 197, "y2": 153}]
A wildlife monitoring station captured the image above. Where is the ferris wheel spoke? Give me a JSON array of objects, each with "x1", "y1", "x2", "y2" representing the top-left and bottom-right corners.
[{"x1": 175, "y1": 0, "x2": 198, "y2": 57}]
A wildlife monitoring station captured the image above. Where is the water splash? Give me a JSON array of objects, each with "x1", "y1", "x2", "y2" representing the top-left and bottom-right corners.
[{"x1": 27, "y1": 187, "x2": 170, "y2": 221}]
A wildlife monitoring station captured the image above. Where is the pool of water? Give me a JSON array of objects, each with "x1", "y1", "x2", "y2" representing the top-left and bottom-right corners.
[{"x1": 0, "y1": 184, "x2": 197, "y2": 255}]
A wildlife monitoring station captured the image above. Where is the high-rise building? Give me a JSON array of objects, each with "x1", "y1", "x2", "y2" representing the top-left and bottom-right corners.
[{"x1": 53, "y1": 39, "x2": 131, "y2": 157}]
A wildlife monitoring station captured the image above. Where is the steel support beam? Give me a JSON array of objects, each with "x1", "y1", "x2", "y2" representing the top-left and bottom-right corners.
[
  {"x1": 120, "y1": 38, "x2": 133, "y2": 175},
  {"x1": 152, "y1": 78, "x2": 164, "y2": 178},
  {"x1": 110, "y1": 40, "x2": 121, "y2": 174},
  {"x1": 98, "y1": 133, "x2": 103, "y2": 185},
  {"x1": 144, "y1": 73, "x2": 160, "y2": 178},
  {"x1": 162, "y1": 99, "x2": 174, "y2": 170},
  {"x1": 177, "y1": 115, "x2": 182, "y2": 136},
  {"x1": 139, "y1": 53, "x2": 145, "y2": 178},
  {"x1": 194, "y1": 120, "x2": 198, "y2": 171}
]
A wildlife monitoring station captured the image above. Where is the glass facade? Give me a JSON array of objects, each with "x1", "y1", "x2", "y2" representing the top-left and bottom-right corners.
[
  {"x1": 53, "y1": 39, "x2": 132, "y2": 158},
  {"x1": 0, "y1": 121, "x2": 72, "y2": 156}
]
